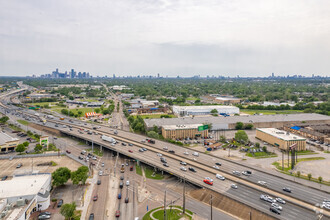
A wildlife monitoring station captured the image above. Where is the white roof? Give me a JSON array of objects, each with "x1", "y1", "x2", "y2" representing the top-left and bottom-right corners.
[
  {"x1": 257, "y1": 128, "x2": 306, "y2": 141},
  {"x1": 215, "y1": 97, "x2": 240, "y2": 101},
  {"x1": 173, "y1": 105, "x2": 239, "y2": 110},
  {"x1": 162, "y1": 124, "x2": 203, "y2": 130},
  {"x1": 0, "y1": 132, "x2": 19, "y2": 145},
  {"x1": 0, "y1": 174, "x2": 51, "y2": 199}
]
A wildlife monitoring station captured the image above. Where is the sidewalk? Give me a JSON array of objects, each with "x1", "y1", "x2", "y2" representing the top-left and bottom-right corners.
[{"x1": 77, "y1": 170, "x2": 97, "y2": 220}]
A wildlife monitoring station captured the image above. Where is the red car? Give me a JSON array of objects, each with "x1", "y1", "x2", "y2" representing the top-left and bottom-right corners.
[
  {"x1": 130, "y1": 166, "x2": 133, "y2": 171},
  {"x1": 93, "y1": 195, "x2": 98, "y2": 201},
  {"x1": 115, "y1": 210, "x2": 120, "y2": 217},
  {"x1": 203, "y1": 179, "x2": 213, "y2": 185},
  {"x1": 128, "y1": 150, "x2": 133, "y2": 153}
]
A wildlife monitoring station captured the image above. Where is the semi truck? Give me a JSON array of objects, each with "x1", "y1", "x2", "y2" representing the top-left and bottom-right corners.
[{"x1": 101, "y1": 135, "x2": 116, "y2": 143}]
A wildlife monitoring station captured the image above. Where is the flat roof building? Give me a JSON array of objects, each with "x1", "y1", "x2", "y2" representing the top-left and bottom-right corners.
[
  {"x1": 256, "y1": 128, "x2": 306, "y2": 151},
  {"x1": 0, "y1": 132, "x2": 19, "y2": 153},
  {"x1": 0, "y1": 173, "x2": 51, "y2": 219},
  {"x1": 172, "y1": 105, "x2": 239, "y2": 117},
  {"x1": 162, "y1": 124, "x2": 208, "y2": 140},
  {"x1": 145, "y1": 113, "x2": 330, "y2": 130}
]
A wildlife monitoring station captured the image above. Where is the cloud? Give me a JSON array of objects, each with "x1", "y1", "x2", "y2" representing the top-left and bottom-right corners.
[{"x1": 0, "y1": 0, "x2": 330, "y2": 76}]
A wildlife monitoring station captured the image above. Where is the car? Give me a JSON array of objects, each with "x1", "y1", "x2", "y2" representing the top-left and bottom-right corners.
[
  {"x1": 120, "y1": 182, "x2": 124, "y2": 189},
  {"x1": 163, "y1": 163, "x2": 169, "y2": 167},
  {"x1": 93, "y1": 156, "x2": 97, "y2": 160},
  {"x1": 98, "y1": 171, "x2": 103, "y2": 176},
  {"x1": 213, "y1": 165, "x2": 220, "y2": 170},
  {"x1": 129, "y1": 143, "x2": 133, "y2": 146},
  {"x1": 169, "y1": 150, "x2": 175, "y2": 154},
  {"x1": 232, "y1": 171, "x2": 240, "y2": 176},
  {"x1": 16, "y1": 163, "x2": 22, "y2": 168},
  {"x1": 205, "y1": 177, "x2": 213, "y2": 182},
  {"x1": 180, "y1": 166, "x2": 187, "y2": 171},
  {"x1": 139, "y1": 148, "x2": 144, "y2": 152},
  {"x1": 121, "y1": 143, "x2": 127, "y2": 146},
  {"x1": 242, "y1": 171, "x2": 252, "y2": 176},
  {"x1": 157, "y1": 153, "x2": 162, "y2": 157},
  {"x1": 66, "y1": 150, "x2": 71, "y2": 154},
  {"x1": 118, "y1": 193, "x2": 122, "y2": 199},
  {"x1": 128, "y1": 150, "x2": 133, "y2": 153},
  {"x1": 93, "y1": 195, "x2": 98, "y2": 201},
  {"x1": 215, "y1": 162, "x2": 221, "y2": 166},
  {"x1": 120, "y1": 176, "x2": 124, "y2": 180},
  {"x1": 125, "y1": 197, "x2": 129, "y2": 203},
  {"x1": 258, "y1": 181, "x2": 267, "y2": 186},
  {"x1": 260, "y1": 194, "x2": 268, "y2": 201},
  {"x1": 270, "y1": 206, "x2": 281, "y2": 215},
  {"x1": 163, "y1": 146, "x2": 168, "y2": 151},
  {"x1": 115, "y1": 210, "x2": 120, "y2": 217},
  {"x1": 81, "y1": 150, "x2": 86, "y2": 155},
  {"x1": 276, "y1": 198, "x2": 286, "y2": 204},
  {"x1": 183, "y1": 151, "x2": 189, "y2": 155},
  {"x1": 38, "y1": 215, "x2": 51, "y2": 219},
  {"x1": 203, "y1": 179, "x2": 213, "y2": 185},
  {"x1": 216, "y1": 174, "x2": 225, "y2": 180},
  {"x1": 97, "y1": 180, "x2": 101, "y2": 185},
  {"x1": 126, "y1": 180, "x2": 130, "y2": 186},
  {"x1": 188, "y1": 167, "x2": 196, "y2": 172},
  {"x1": 231, "y1": 184, "x2": 238, "y2": 189},
  {"x1": 192, "y1": 152, "x2": 199, "y2": 157},
  {"x1": 283, "y1": 187, "x2": 291, "y2": 193},
  {"x1": 180, "y1": 161, "x2": 187, "y2": 165},
  {"x1": 130, "y1": 166, "x2": 133, "y2": 171},
  {"x1": 142, "y1": 148, "x2": 147, "y2": 151},
  {"x1": 271, "y1": 203, "x2": 283, "y2": 211},
  {"x1": 267, "y1": 197, "x2": 276, "y2": 203},
  {"x1": 101, "y1": 162, "x2": 105, "y2": 167},
  {"x1": 57, "y1": 199, "x2": 63, "y2": 207},
  {"x1": 38, "y1": 212, "x2": 51, "y2": 217}
]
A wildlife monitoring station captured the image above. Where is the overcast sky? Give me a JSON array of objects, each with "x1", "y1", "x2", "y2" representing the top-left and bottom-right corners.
[{"x1": 1, "y1": 0, "x2": 330, "y2": 77}]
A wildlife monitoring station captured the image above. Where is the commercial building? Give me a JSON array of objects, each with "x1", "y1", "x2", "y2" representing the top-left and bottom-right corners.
[
  {"x1": 162, "y1": 124, "x2": 208, "y2": 140},
  {"x1": 0, "y1": 173, "x2": 51, "y2": 219},
  {"x1": 201, "y1": 95, "x2": 241, "y2": 105},
  {"x1": 0, "y1": 132, "x2": 19, "y2": 153},
  {"x1": 256, "y1": 128, "x2": 306, "y2": 151},
  {"x1": 129, "y1": 99, "x2": 159, "y2": 109},
  {"x1": 145, "y1": 113, "x2": 330, "y2": 131},
  {"x1": 284, "y1": 123, "x2": 330, "y2": 144},
  {"x1": 172, "y1": 105, "x2": 239, "y2": 117}
]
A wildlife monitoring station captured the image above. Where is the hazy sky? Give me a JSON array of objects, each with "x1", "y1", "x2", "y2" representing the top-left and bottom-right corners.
[{"x1": 1, "y1": 0, "x2": 330, "y2": 77}]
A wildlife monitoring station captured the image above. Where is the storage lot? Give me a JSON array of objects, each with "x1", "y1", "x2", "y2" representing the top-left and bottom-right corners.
[{"x1": 0, "y1": 155, "x2": 82, "y2": 178}]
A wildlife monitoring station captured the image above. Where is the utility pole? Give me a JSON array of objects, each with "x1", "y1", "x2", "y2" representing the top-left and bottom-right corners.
[
  {"x1": 164, "y1": 190, "x2": 167, "y2": 220},
  {"x1": 228, "y1": 147, "x2": 230, "y2": 157},
  {"x1": 210, "y1": 195, "x2": 213, "y2": 220},
  {"x1": 183, "y1": 176, "x2": 186, "y2": 214},
  {"x1": 282, "y1": 150, "x2": 284, "y2": 171}
]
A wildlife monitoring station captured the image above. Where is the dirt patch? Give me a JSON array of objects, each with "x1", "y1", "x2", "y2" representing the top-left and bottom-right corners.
[{"x1": 189, "y1": 189, "x2": 275, "y2": 220}]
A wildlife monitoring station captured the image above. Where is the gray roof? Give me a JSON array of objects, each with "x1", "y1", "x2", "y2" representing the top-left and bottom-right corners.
[
  {"x1": 0, "y1": 132, "x2": 19, "y2": 145},
  {"x1": 145, "y1": 113, "x2": 330, "y2": 129}
]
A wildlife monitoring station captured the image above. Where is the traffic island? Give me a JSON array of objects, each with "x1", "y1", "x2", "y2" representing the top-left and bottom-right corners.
[{"x1": 143, "y1": 206, "x2": 193, "y2": 220}]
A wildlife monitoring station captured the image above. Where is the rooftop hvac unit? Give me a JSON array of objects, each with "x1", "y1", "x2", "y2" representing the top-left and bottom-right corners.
[
  {"x1": 0, "y1": 210, "x2": 7, "y2": 218},
  {"x1": 16, "y1": 199, "x2": 25, "y2": 207}
]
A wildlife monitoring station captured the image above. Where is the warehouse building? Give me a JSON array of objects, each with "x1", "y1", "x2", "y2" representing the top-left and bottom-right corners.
[
  {"x1": 0, "y1": 132, "x2": 19, "y2": 153},
  {"x1": 172, "y1": 105, "x2": 239, "y2": 117},
  {"x1": 256, "y1": 128, "x2": 306, "y2": 151},
  {"x1": 145, "y1": 113, "x2": 330, "y2": 131},
  {"x1": 0, "y1": 173, "x2": 51, "y2": 219},
  {"x1": 162, "y1": 124, "x2": 208, "y2": 140}
]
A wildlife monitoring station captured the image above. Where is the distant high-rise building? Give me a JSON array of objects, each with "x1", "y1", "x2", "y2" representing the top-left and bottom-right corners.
[
  {"x1": 272, "y1": 72, "x2": 275, "y2": 78},
  {"x1": 157, "y1": 73, "x2": 160, "y2": 78},
  {"x1": 113, "y1": 74, "x2": 116, "y2": 78}
]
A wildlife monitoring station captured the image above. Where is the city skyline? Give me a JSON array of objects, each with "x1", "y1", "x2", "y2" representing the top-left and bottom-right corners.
[{"x1": 1, "y1": 0, "x2": 330, "y2": 77}]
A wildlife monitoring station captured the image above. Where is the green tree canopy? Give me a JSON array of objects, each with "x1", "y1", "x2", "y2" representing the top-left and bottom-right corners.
[
  {"x1": 52, "y1": 167, "x2": 71, "y2": 187},
  {"x1": 234, "y1": 130, "x2": 249, "y2": 143},
  {"x1": 244, "y1": 123, "x2": 254, "y2": 130},
  {"x1": 210, "y1": 109, "x2": 218, "y2": 114},
  {"x1": 71, "y1": 166, "x2": 89, "y2": 185},
  {"x1": 60, "y1": 202, "x2": 76, "y2": 220},
  {"x1": 23, "y1": 141, "x2": 29, "y2": 147},
  {"x1": 34, "y1": 144, "x2": 43, "y2": 152},
  {"x1": 15, "y1": 144, "x2": 26, "y2": 153},
  {"x1": 0, "y1": 116, "x2": 9, "y2": 123},
  {"x1": 235, "y1": 122, "x2": 244, "y2": 130},
  {"x1": 147, "y1": 131, "x2": 159, "y2": 139}
]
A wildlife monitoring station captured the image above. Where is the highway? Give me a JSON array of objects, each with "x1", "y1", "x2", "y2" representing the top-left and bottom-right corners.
[{"x1": 1, "y1": 89, "x2": 329, "y2": 219}]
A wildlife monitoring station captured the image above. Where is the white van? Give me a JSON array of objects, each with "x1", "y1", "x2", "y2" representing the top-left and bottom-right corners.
[{"x1": 192, "y1": 152, "x2": 199, "y2": 157}]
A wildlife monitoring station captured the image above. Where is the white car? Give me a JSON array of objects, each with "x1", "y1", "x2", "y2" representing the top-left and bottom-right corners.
[
  {"x1": 192, "y1": 152, "x2": 199, "y2": 157},
  {"x1": 232, "y1": 171, "x2": 240, "y2": 176},
  {"x1": 126, "y1": 180, "x2": 130, "y2": 186},
  {"x1": 93, "y1": 156, "x2": 97, "y2": 160},
  {"x1": 183, "y1": 151, "x2": 189, "y2": 155},
  {"x1": 180, "y1": 161, "x2": 187, "y2": 165},
  {"x1": 98, "y1": 171, "x2": 103, "y2": 176},
  {"x1": 213, "y1": 165, "x2": 220, "y2": 170},
  {"x1": 258, "y1": 181, "x2": 267, "y2": 186},
  {"x1": 180, "y1": 167, "x2": 187, "y2": 171},
  {"x1": 216, "y1": 174, "x2": 225, "y2": 180},
  {"x1": 101, "y1": 162, "x2": 104, "y2": 167},
  {"x1": 271, "y1": 203, "x2": 283, "y2": 211},
  {"x1": 156, "y1": 153, "x2": 162, "y2": 157},
  {"x1": 231, "y1": 184, "x2": 238, "y2": 189},
  {"x1": 276, "y1": 198, "x2": 286, "y2": 204}
]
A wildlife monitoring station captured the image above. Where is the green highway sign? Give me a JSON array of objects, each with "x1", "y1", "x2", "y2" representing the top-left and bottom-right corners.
[{"x1": 198, "y1": 124, "x2": 209, "y2": 131}]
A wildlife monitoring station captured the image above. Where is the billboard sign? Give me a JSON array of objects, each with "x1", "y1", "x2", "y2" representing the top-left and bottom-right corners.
[
  {"x1": 40, "y1": 136, "x2": 49, "y2": 148},
  {"x1": 198, "y1": 125, "x2": 209, "y2": 131}
]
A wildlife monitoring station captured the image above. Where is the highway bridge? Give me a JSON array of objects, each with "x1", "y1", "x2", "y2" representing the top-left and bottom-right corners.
[{"x1": 1, "y1": 88, "x2": 329, "y2": 220}]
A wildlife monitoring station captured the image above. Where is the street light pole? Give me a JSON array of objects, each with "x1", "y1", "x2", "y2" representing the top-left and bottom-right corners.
[{"x1": 210, "y1": 194, "x2": 213, "y2": 220}]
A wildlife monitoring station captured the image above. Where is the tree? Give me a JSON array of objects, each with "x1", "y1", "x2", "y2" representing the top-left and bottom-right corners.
[
  {"x1": 60, "y1": 202, "x2": 76, "y2": 220},
  {"x1": 255, "y1": 142, "x2": 260, "y2": 148},
  {"x1": 307, "y1": 173, "x2": 312, "y2": 181},
  {"x1": 52, "y1": 167, "x2": 71, "y2": 186},
  {"x1": 210, "y1": 109, "x2": 218, "y2": 114},
  {"x1": 234, "y1": 130, "x2": 249, "y2": 143},
  {"x1": 297, "y1": 171, "x2": 301, "y2": 178},
  {"x1": 23, "y1": 141, "x2": 29, "y2": 147},
  {"x1": 16, "y1": 144, "x2": 26, "y2": 153},
  {"x1": 219, "y1": 136, "x2": 226, "y2": 143},
  {"x1": 61, "y1": 109, "x2": 69, "y2": 115},
  {"x1": 244, "y1": 123, "x2": 254, "y2": 130},
  {"x1": 95, "y1": 108, "x2": 100, "y2": 113},
  {"x1": 0, "y1": 116, "x2": 9, "y2": 123},
  {"x1": 318, "y1": 176, "x2": 323, "y2": 183},
  {"x1": 34, "y1": 144, "x2": 43, "y2": 152},
  {"x1": 147, "y1": 131, "x2": 159, "y2": 139},
  {"x1": 71, "y1": 166, "x2": 89, "y2": 185},
  {"x1": 235, "y1": 122, "x2": 244, "y2": 130},
  {"x1": 262, "y1": 146, "x2": 268, "y2": 153}
]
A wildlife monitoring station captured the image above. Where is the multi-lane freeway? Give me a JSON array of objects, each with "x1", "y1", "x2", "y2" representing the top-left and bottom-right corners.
[{"x1": 1, "y1": 88, "x2": 329, "y2": 220}]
